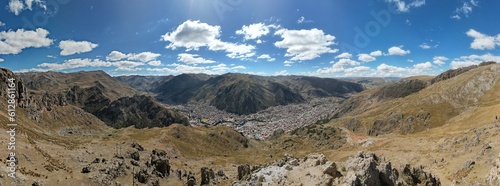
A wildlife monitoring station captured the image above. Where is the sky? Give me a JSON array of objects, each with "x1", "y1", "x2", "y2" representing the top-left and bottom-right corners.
[{"x1": 0, "y1": 0, "x2": 499, "y2": 77}]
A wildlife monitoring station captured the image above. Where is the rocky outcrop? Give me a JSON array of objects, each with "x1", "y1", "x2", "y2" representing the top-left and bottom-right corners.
[
  {"x1": 237, "y1": 164, "x2": 251, "y2": 181},
  {"x1": 200, "y1": 167, "x2": 216, "y2": 185},
  {"x1": 487, "y1": 153, "x2": 500, "y2": 185},
  {"x1": 430, "y1": 61, "x2": 496, "y2": 84},
  {"x1": 234, "y1": 152, "x2": 440, "y2": 186}
]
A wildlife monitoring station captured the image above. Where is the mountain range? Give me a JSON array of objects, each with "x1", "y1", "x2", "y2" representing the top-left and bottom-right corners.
[
  {"x1": 0, "y1": 62, "x2": 499, "y2": 185},
  {"x1": 118, "y1": 73, "x2": 364, "y2": 115}
]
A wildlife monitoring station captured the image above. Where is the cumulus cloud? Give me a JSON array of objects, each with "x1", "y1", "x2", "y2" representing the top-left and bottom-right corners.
[
  {"x1": 385, "y1": 0, "x2": 426, "y2": 12},
  {"x1": 388, "y1": 46, "x2": 411, "y2": 56},
  {"x1": 8, "y1": 0, "x2": 46, "y2": 15},
  {"x1": 0, "y1": 28, "x2": 53, "y2": 55},
  {"x1": 106, "y1": 51, "x2": 128, "y2": 61},
  {"x1": 450, "y1": 53, "x2": 500, "y2": 69},
  {"x1": 413, "y1": 61, "x2": 433, "y2": 71},
  {"x1": 0, "y1": 58, "x2": 4, "y2": 62},
  {"x1": 433, "y1": 56, "x2": 449, "y2": 66},
  {"x1": 106, "y1": 51, "x2": 161, "y2": 62},
  {"x1": 146, "y1": 63, "x2": 245, "y2": 75},
  {"x1": 466, "y1": 29, "x2": 500, "y2": 50},
  {"x1": 369, "y1": 50, "x2": 383, "y2": 57},
  {"x1": 177, "y1": 53, "x2": 216, "y2": 65},
  {"x1": 358, "y1": 53, "x2": 376, "y2": 62},
  {"x1": 161, "y1": 20, "x2": 255, "y2": 59},
  {"x1": 0, "y1": 21, "x2": 5, "y2": 27},
  {"x1": 236, "y1": 23, "x2": 277, "y2": 40},
  {"x1": 274, "y1": 28, "x2": 338, "y2": 61},
  {"x1": 317, "y1": 58, "x2": 361, "y2": 74},
  {"x1": 257, "y1": 54, "x2": 276, "y2": 62},
  {"x1": 59, "y1": 40, "x2": 98, "y2": 56},
  {"x1": 335, "y1": 52, "x2": 353, "y2": 59}
]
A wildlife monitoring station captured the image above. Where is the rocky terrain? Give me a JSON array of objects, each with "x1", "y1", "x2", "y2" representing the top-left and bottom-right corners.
[{"x1": 1, "y1": 63, "x2": 500, "y2": 185}]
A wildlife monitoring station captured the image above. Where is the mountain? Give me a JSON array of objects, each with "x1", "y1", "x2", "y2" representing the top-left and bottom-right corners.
[
  {"x1": 17, "y1": 70, "x2": 189, "y2": 129},
  {"x1": 272, "y1": 76, "x2": 364, "y2": 99},
  {"x1": 331, "y1": 62, "x2": 499, "y2": 135},
  {"x1": 154, "y1": 73, "x2": 213, "y2": 104},
  {"x1": 149, "y1": 73, "x2": 364, "y2": 115},
  {"x1": 114, "y1": 75, "x2": 173, "y2": 93},
  {"x1": 20, "y1": 70, "x2": 138, "y2": 101},
  {"x1": 93, "y1": 95, "x2": 189, "y2": 129},
  {"x1": 192, "y1": 73, "x2": 305, "y2": 115}
]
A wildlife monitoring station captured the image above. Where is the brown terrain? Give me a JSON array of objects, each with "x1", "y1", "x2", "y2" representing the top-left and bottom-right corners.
[{"x1": 0, "y1": 63, "x2": 499, "y2": 185}]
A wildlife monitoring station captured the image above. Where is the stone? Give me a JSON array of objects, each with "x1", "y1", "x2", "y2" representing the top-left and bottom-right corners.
[
  {"x1": 201, "y1": 167, "x2": 216, "y2": 185},
  {"x1": 238, "y1": 164, "x2": 251, "y2": 180}
]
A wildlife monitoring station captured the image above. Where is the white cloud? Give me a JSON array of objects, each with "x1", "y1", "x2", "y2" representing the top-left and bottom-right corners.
[
  {"x1": 105, "y1": 51, "x2": 161, "y2": 62},
  {"x1": 274, "y1": 28, "x2": 338, "y2": 61},
  {"x1": 454, "y1": 1, "x2": 478, "y2": 19},
  {"x1": 8, "y1": 0, "x2": 46, "y2": 15},
  {"x1": 257, "y1": 54, "x2": 276, "y2": 62},
  {"x1": 419, "y1": 43, "x2": 431, "y2": 49},
  {"x1": 433, "y1": 56, "x2": 449, "y2": 66},
  {"x1": 236, "y1": 23, "x2": 277, "y2": 40},
  {"x1": 451, "y1": 15, "x2": 461, "y2": 20},
  {"x1": 106, "y1": 51, "x2": 128, "y2": 61},
  {"x1": 59, "y1": 40, "x2": 98, "y2": 56},
  {"x1": 8, "y1": 0, "x2": 24, "y2": 15},
  {"x1": 147, "y1": 60, "x2": 162, "y2": 66},
  {"x1": 127, "y1": 52, "x2": 161, "y2": 62},
  {"x1": 297, "y1": 16, "x2": 313, "y2": 24},
  {"x1": 275, "y1": 70, "x2": 289, "y2": 76},
  {"x1": 450, "y1": 53, "x2": 500, "y2": 69},
  {"x1": 146, "y1": 63, "x2": 245, "y2": 75},
  {"x1": 466, "y1": 29, "x2": 500, "y2": 50},
  {"x1": 335, "y1": 52, "x2": 353, "y2": 59},
  {"x1": 0, "y1": 28, "x2": 53, "y2": 55},
  {"x1": 388, "y1": 46, "x2": 411, "y2": 56},
  {"x1": 284, "y1": 60, "x2": 294, "y2": 67},
  {"x1": 162, "y1": 20, "x2": 255, "y2": 59},
  {"x1": 385, "y1": 0, "x2": 426, "y2": 12},
  {"x1": 317, "y1": 58, "x2": 361, "y2": 74},
  {"x1": 376, "y1": 63, "x2": 408, "y2": 76},
  {"x1": 358, "y1": 53, "x2": 376, "y2": 62},
  {"x1": 369, "y1": 50, "x2": 383, "y2": 57},
  {"x1": 413, "y1": 61, "x2": 433, "y2": 71},
  {"x1": 177, "y1": 53, "x2": 216, "y2": 65},
  {"x1": 0, "y1": 58, "x2": 4, "y2": 62},
  {"x1": 0, "y1": 21, "x2": 5, "y2": 27}
]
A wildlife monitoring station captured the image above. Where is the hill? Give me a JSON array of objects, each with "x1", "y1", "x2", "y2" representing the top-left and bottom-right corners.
[
  {"x1": 17, "y1": 70, "x2": 189, "y2": 129},
  {"x1": 331, "y1": 62, "x2": 500, "y2": 135},
  {"x1": 150, "y1": 73, "x2": 364, "y2": 115}
]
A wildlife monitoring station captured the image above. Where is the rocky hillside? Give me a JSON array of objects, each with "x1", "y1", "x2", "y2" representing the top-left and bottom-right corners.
[
  {"x1": 16, "y1": 70, "x2": 189, "y2": 129},
  {"x1": 115, "y1": 75, "x2": 173, "y2": 93},
  {"x1": 148, "y1": 73, "x2": 364, "y2": 115},
  {"x1": 331, "y1": 62, "x2": 500, "y2": 135},
  {"x1": 93, "y1": 95, "x2": 189, "y2": 129},
  {"x1": 234, "y1": 152, "x2": 440, "y2": 186},
  {"x1": 192, "y1": 73, "x2": 305, "y2": 115}
]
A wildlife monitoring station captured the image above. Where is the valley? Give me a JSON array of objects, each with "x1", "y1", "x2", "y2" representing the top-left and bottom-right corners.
[{"x1": 0, "y1": 63, "x2": 499, "y2": 185}]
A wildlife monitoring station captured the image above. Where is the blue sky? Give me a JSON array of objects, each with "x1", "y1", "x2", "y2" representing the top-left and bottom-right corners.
[{"x1": 0, "y1": 0, "x2": 499, "y2": 77}]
